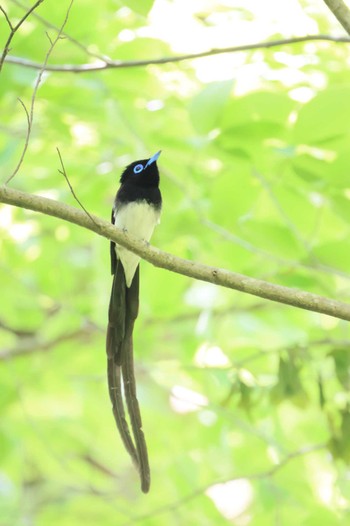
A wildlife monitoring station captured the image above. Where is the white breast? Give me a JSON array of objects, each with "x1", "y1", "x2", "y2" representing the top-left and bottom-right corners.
[{"x1": 114, "y1": 201, "x2": 161, "y2": 287}]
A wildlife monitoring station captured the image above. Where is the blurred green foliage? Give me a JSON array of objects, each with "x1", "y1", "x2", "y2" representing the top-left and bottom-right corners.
[{"x1": 1, "y1": 0, "x2": 350, "y2": 524}]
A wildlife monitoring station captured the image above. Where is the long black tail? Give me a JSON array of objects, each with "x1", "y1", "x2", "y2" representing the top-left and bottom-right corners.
[{"x1": 106, "y1": 261, "x2": 150, "y2": 493}]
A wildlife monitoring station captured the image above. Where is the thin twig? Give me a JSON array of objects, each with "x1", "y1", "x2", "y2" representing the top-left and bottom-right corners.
[
  {"x1": 0, "y1": 328, "x2": 92, "y2": 360},
  {"x1": 5, "y1": 0, "x2": 75, "y2": 184},
  {"x1": 0, "y1": 6, "x2": 13, "y2": 30},
  {"x1": 80, "y1": 454, "x2": 118, "y2": 478},
  {"x1": 0, "y1": 0, "x2": 44, "y2": 73},
  {"x1": 56, "y1": 147, "x2": 98, "y2": 226},
  {"x1": 0, "y1": 318, "x2": 35, "y2": 338},
  {"x1": 4, "y1": 34, "x2": 350, "y2": 73},
  {"x1": 0, "y1": 186, "x2": 349, "y2": 322},
  {"x1": 8, "y1": 97, "x2": 32, "y2": 184},
  {"x1": 45, "y1": 30, "x2": 54, "y2": 46},
  {"x1": 17, "y1": 97, "x2": 30, "y2": 127}
]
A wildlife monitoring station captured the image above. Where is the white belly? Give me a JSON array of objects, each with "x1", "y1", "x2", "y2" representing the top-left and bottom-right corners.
[{"x1": 114, "y1": 201, "x2": 160, "y2": 287}]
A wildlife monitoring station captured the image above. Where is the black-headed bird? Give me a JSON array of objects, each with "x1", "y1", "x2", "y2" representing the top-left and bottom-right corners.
[{"x1": 106, "y1": 151, "x2": 162, "y2": 493}]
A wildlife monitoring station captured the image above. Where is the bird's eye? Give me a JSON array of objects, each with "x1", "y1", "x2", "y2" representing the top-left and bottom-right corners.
[{"x1": 133, "y1": 164, "x2": 144, "y2": 174}]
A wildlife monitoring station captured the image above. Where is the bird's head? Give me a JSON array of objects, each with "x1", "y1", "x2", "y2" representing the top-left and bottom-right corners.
[{"x1": 120, "y1": 151, "x2": 161, "y2": 187}]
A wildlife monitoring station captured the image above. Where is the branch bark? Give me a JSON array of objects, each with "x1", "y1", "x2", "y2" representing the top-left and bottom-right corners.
[
  {"x1": 323, "y1": 0, "x2": 350, "y2": 35},
  {"x1": 4, "y1": 34, "x2": 350, "y2": 73},
  {"x1": 1, "y1": 186, "x2": 349, "y2": 322}
]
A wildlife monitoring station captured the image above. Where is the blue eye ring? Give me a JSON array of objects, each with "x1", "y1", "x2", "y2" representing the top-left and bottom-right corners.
[{"x1": 133, "y1": 163, "x2": 144, "y2": 174}]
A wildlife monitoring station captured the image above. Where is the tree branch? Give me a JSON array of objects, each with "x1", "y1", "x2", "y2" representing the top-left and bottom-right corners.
[
  {"x1": 0, "y1": 6, "x2": 13, "y2": 30},
  {"x1": 0, "y1": 0, "x2": 44, "y2": 73},
  {"x1": 323, "y1": 0, "x2": 350, "y2": 35},
  {"x1": 1, "y1": 186, "x2": 349, "y2": 321},
  {"x1": 4, "y1": 34, "x2": 350, "y2": 73},
  {"x1": 0, "y1": 327, "x2": 95, "y2": 360}
]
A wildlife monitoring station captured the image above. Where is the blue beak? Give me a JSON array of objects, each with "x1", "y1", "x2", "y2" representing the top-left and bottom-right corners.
[{"x1": 145, "y1": 150, "x2": 161, "y2": 168}]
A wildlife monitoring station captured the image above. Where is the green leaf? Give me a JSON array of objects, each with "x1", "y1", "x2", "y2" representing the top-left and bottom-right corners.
[
  {"x1": 271, "y1": 352, "x2": 308, "y2": 407},
  {"x1": 293, "y1": 86, "x2": 350, "y2": 144},
  {"x1": 329, "y1": 408, "x2": 350, "y2": 462},
  {"x1": 240, "y1": 219, "x2": 305, "y2": 259},
  {"x1": 121, "y1": 0, "x2": 155, "y2": 16},
  {"x1": 291, "y1": 153, "x2": 328, "y2": 184},
  {"x1": 312, "y1": 239, "x2": 350, "y2": 272},
  {"x1": 222, "y1": 91, "x2": 295, "y2": 128},
  {"x1": 189, "y1": 80, "x2": 233, "y2": 133},
  {"x1": 329, "y1": 348, "x2": 350, "y2": 390},
  {"x1": 302, "y1": 508, "x2": 341, "y2": 526},
  {"x1": 331, "y1": 193, "x2": 350, "y2": 223}
]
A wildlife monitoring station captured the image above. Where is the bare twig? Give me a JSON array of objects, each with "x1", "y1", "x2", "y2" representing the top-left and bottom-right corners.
[
  {"x1": 0, "y1": 186, "x2": 349, "y2": 322},
  {"x1": 0, "y1": 327, "x2": 93, "y2": 360},
  {"x1": 56, "y1": 147, "x2": 97, "y2": 226},
  {"x1": 0, "y1": 6, "x2": 13, "y2": 29},
  {"x1": 0, "y1": 0, "x2": 44, "y2": 73},
  {"x1": 4, "y1": 34, "x2": 350, "y2": 73},
  {"x1": 17, "y1": 97, "x2": 30, "y2": 128},
  {"x1": 323, "y1": 0, "x2": 350, "y2": 35},
  {"x1": 0, "y1": 318, "x2": 35, "y2": 338},
  {"x1": 5, "y1": 0, "x2": 75, "y2": 184},
  {"x1": 9, "y1": 97, "x2": 35, "y2": 183},
  {"x1": 45, "y1": 30, "x2": 54, "y2": 47},
  {"x1": 80, "y1": 454, "x2": 118, "y2": 478}
]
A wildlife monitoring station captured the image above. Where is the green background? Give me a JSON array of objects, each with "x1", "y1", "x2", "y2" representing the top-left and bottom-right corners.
[{"x1": 1, "y1": 0, "x2": 350, "y2": 524}]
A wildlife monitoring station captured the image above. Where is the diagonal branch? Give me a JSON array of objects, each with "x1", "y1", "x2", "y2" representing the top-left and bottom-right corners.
[
  {"x1": 0, "y1": 186, "x2": 349, "y2": 322},
  {"x1": 0, "y1": 327, "x2": 94, "y2": 360},
  {"x1": 323, "y1": 0, "x2": 350, "y2": 35},
  {"x1": 4, "y1": 34, "x2": 350, "y2": 73},
  {"x1": 0, "y1": 6, "x2": 13, "y2": 30},
  {"x1": 0, "y1": 0, "x2": 44, "y2": 73}
]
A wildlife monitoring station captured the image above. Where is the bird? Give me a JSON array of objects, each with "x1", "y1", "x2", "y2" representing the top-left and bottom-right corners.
[{"x1": 106, "y1": 151, "x2": 162, "y2": 494}]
